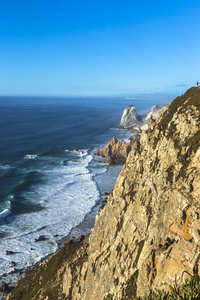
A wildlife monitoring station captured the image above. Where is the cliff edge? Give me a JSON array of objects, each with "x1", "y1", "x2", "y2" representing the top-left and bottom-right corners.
[{"x1": 7, "y1": 87, "x2": 200, "y2": 300}]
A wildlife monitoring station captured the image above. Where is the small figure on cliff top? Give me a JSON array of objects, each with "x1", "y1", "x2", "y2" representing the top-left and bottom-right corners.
[{"x1": 196, "y1": 81, "x2": 199, "y2": 86}]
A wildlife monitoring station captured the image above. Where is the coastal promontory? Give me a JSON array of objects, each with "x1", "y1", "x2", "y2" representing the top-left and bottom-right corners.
[{"x1": 7, "y1": 87, "x2": 200, "y2": 299}]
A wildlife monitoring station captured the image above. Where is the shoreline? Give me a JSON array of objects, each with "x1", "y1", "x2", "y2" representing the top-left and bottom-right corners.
[
  {"x1": 0, "y1": 122, "x2": 134, "y2": 299},
  {"x1": 64, "y1": 161, "x2": 123, "y2": 241},
  {"x1": 0, "y1": 154, "x2": 123, "y2": 299}
]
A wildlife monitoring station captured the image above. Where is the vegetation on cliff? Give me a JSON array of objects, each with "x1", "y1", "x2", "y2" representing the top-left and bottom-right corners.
[
  {"x1": 147, "y1": 87, "x2": 200, "y2": 181},
  {"x1": 135, "y1": 276, "x2": 200, "y2": 300},
  {"x1": 150, "y1": 88, "x2": 200, "y2": 145},
  {"x1": 7, "y1": 240, "x2": 88, "y2": 300},
  {"x1": 7, "y1": 87, "x2": 200, "y2": 300},
  {"x1": 106, "y1": 275, "x2": 200, "y2": 300}
]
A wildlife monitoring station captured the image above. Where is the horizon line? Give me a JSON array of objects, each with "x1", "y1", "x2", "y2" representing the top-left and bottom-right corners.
[{"x1": 0, "y1": 91, "x2": 179, "y2": 99}]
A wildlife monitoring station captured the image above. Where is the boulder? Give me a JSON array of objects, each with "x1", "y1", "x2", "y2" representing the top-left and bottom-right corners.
[
  {"x1": 77, "y1": 235, "x2": 85, "y2": 243},
  {"x1": 6, "y1": 250, "x2": 13, "y2": 255},
  {"x1": 9, "y1": 261, "x2": 16, "y2": 267},
  {"x1": 34, "y1": 235, "x2": 46, "y2": 242},
  {"x1": 0, "y1": 282, "x2": 10, "y2": 293},
  {"x1": 64, "y1": 239, "x2": 74, "y2": 246}
]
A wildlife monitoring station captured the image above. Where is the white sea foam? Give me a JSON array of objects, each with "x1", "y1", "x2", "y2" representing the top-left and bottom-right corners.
[
  {"x1": 0, "y1": 201, "x2": 12, "y2": 218},
  {"x1": 109, "y1": 127, "x2": 120, "y2": 131},
  {"x1": 64, "y1": 149, "x2": 88, "y2": 157},
  {"x1": 0, "y1": 151, "x2": 105, "y2": 283},
  {"x1": 24, "y1": 154, "x2": 39, "y2": 160},
  {"x1": 0, "y1": 164, "x2": 13, "y2": 170},
  {"x1": 92, "y1": 167, "x2": 107, "y2": 175}
]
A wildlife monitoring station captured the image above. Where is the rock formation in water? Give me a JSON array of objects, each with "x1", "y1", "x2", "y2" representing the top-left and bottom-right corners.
[
  {"x1": 119, "y1": 103, "x2": 168, "y2": 132},
  {"x1": 143, "y1": 104, "x2": 168, "y2": 123},
  {"x1": 7, "y1": 87, "x2": 200, "y2": 300},
  {"x1": 94, "y1": 135, "x2": 140, "y2": 164},
  {"x1": 119, "y1": 105, "x2": 143, "y2": 129}
]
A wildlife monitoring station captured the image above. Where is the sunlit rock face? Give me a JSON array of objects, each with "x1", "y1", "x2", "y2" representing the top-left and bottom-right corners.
[
  {"x1": 119, "y1": 104, "x2": 168, "y2": 133},
  {"x1": 143, "y1": 104, "x2": 168, "y2": 123},
  {"x1": 119, "y1": 105, "x2": 143, "y2": 129},
  {"x1": 7, "y1": 87, "x2": 200, "y2": 300},
  {"x1": 62, "y1": 88, "x2": 200, "y2": 299},
  {"x1": 94, "y1": 135, "x2": 140, "y2": 164}
]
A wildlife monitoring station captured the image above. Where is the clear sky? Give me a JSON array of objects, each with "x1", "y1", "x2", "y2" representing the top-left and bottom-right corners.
[{"x1": 0, "y1": 0, "x2": 200, "y2": 96}]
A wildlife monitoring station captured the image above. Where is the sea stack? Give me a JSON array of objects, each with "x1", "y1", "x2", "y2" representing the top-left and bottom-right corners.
[
  {"x1": 143, "y1": 104, "x2": 168, "y2": 123},
  {"x1": 119, "y1": 105, "x2": 143, "y2": 129}
]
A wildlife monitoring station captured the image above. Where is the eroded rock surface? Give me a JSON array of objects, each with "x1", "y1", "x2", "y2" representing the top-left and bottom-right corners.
[
  {"x1": 120, "y1": 104, "x2": 168, "y2": 132},
  {"x1": 119, "y1": 105, "x2": 143, "y2": 129},
  {"x1": 143, "y1": 104, "x2": 168, "y2": 123},
  {"x1": 94, "y1": 135, "x2": 140, "y2": 164},
  {"x1": 7, "y1": 87, "x2": 200, "y2": 300}
]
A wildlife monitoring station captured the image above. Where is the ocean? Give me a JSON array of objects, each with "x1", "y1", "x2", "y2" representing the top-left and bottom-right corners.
[{"x1": 0, "y1": 95, "x2": 171, "y2": 294}]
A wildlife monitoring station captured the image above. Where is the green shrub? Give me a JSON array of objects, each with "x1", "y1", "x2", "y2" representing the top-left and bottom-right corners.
[{"x1": 133, "y1": 276, "x2": 200, "y2": 300}]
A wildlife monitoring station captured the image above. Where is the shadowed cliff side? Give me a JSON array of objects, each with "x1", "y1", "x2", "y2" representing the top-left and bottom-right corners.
[{"x1": 7, "y1": 87, "x2": 200, "y2": 300}]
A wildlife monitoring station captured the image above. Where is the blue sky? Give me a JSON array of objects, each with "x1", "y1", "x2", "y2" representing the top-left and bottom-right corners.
[{"x1": 0, "y1": 0, "x2": 200, "y2": 96}]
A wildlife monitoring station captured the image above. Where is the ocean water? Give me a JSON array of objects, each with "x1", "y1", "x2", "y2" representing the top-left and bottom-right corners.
[{"x1": 0, "y1": 95, "x2": 171, "y2": 293}]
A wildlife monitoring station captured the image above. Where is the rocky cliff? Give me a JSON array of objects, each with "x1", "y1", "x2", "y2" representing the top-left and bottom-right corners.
[{"x1": 7, "y1": 87, "x2": 200, "y2": 300}]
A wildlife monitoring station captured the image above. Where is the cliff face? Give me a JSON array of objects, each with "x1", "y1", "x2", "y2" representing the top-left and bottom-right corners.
[{"x1": 8, "y1": 87, "x2": 200, "y2": 300}]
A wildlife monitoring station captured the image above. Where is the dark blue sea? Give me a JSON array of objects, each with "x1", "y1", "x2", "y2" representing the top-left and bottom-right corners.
[{"x1": 0, "y1": 95, "x2": 171, "y2": 291}]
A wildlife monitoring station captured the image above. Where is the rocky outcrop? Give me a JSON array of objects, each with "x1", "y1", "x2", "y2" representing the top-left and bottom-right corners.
[
  {"x1": 7, "y1": 87, "x2": 200, "y2": 300},
  {"x1": 120, "y1": 104, "x2": 168, "y2": 132},
  {"x1": 94, "y1": 135, "x2": 140, "y2": 164},
  {"x1": 143, "y1": 104, "x2": 168, "y2": 123},
  {"x1": 119, "y1": 105, "x2": 143, "y2": 129}
]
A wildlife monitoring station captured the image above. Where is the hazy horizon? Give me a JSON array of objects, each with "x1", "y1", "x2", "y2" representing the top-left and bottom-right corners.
[{"x1": 0, "y1": 91, "x2": 183, "y2": 100}]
